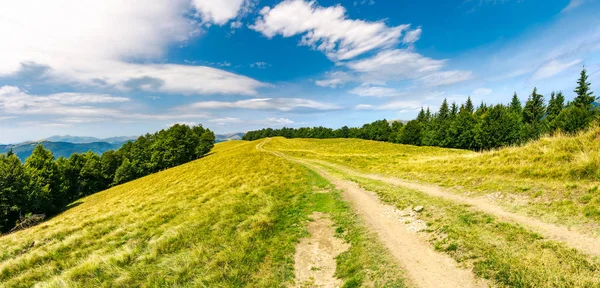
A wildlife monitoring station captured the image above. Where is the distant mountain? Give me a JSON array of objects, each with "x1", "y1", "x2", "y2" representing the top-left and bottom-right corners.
[
  {"x1": 0, "y1": 141, "x2": 125, "y2": 162},
  {"x1": 44, "y1": 135, "x2": 137, "y2": 144},
  {"x1": 216, "y1": 133, "x2": 245, "y2": 143}
]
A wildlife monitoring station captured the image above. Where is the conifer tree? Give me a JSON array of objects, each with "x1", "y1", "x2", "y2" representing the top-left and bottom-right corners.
[
  {"x1": 523, "y1": 87, "x2": 546, "y2": 124},
  {"x1": 464, "y1": 96, "x2": 474, "y2": 113},
  {"x1": 416, "y1": 108, "x2": 426, "y2": 122},
  {"x1": 547, "y1": 91, "x2": 565, "y2": 125},
  {"x1": 509, "y1": 92, "x2": 522, "y2": 114},
  {"x1": 450, "y1": 102, "x2": 458, "y2": 118},
  {"x1": 572, "y1": 67, "x2": 595, "y2": 109},
  {"x1": 439, "y1": 99, "x2": 450, "y2": 119}
]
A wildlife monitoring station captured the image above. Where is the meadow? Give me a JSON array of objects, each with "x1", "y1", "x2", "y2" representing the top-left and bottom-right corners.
[
  {"x1": 0, "y1": 141, "x2": 406, "y2": 287},
  {"x1": 265, "y1": 126, "x2": 600, "y2": 236}
]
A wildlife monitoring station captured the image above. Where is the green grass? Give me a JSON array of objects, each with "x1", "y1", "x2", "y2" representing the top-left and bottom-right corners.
[
  {"x1": 309, "y1": 162, "x2": 600, "y2": 287},
  {"x1": 265, "y1": 127, "x2": 600, "y2": 235},
  {"x1": 0, "y1": 141, "x2": 406, "y2": 287}
]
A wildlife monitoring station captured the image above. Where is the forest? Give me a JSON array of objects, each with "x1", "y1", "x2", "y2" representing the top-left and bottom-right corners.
[
  {"x1": 0, "y1": 124, "x2": 215, "y2": 232},
  {"x1": 244, "y1": 68, "x2": 598, "y2": 150}
]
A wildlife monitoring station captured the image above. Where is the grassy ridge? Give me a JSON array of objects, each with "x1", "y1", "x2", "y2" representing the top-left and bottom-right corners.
[
  {"x1": 266, "y1": 127, "x2": 600, "y2": 235},
  {"x1": 0, "y1": 140, "x2": 405, "y2": 287}
]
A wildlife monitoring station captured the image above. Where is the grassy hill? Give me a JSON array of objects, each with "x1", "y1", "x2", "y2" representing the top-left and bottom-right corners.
[
  {"x1": 2, "y1": 128, "x2": 599, "y2": 287},
  {"x1": 0, "y1": 140, "x2": 404, "y2": 287},
  {"x1": 0, "y1": 141, "x2": 124, "y2": 162}
]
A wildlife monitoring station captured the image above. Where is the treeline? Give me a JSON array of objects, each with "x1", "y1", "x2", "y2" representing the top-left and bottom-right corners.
[
  {"x1": 0, "y1": 124, "x2": 215, "y2": 232},
  {"x1": 244, "y1": 68, "x2": 598, "y2": 150}
]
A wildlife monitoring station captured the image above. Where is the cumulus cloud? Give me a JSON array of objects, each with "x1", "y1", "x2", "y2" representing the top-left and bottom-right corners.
[
  {"x1": 251, "y1": 0, "x2": 420, "y2": 61},
  {"x1": 0, "y1": 0, "x2": 265, "y2": 95},
  {"x1": 532, "y1": 59, "x2": 582, "y2": 80},
  {"x1": 188, "y1": 98, "x2": 340, "y2": 111},
  {"x1": 349, "y1": 85, "x2": 403, "y2": 97},
  {"x1": 192, "y1": 0, "x2": 253, "y2": 25}
]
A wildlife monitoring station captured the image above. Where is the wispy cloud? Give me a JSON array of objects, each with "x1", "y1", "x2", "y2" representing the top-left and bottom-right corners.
[
  {"x1": 532, "y1": 59, "x2": 582, "y2": 80},
  {"x1": 349, "y1": 85, "x2": 404, "y2": 97},
  {"x1": 0, "y1": 86, "x2": 209, "y2": 122},
  {"x1": 187, "y1": 98, "x2": 340, "y2": 112},
  {"x1": 562, "y1": 0, "x2": 585, "y2": 12}
]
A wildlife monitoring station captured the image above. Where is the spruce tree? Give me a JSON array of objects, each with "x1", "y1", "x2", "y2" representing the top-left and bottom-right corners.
[
  {"x1": 547, "y1": 91, "x2": 564, "y2": 124},
  {"x1": 465, "y1": 96, "x2": 474, "y2": 113},
  {"x1": 523, "y1": 87, "x2": 546, "y2": 124},
  {"x1": 573, "y1": 67, "x2": 595, "y2": 109},
  {"x1": 509, "y1": 92, "x2": 522, "y2": 114},
  {"x1": 450, "y1": 102, "x2": 458, "y2": 118},
  {"x1": 416, "y1": 108, "x2": 426, "y2": 122},
  {"x1": 439, "y1": 99, "x2": 450, "y2": 119}
]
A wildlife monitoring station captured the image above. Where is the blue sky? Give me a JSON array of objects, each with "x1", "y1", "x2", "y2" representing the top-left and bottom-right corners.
[{"x1": 1, "y1": 0, "x2": 599, "y2": 143}]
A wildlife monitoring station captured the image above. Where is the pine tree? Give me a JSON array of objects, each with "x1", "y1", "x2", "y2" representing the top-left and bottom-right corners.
[
  {"x1": 509, "y1": 92, "x2": 522, "y2": 114},
  {"x1": 572, "y1": 67, "x2": 595, "y2": 109}
]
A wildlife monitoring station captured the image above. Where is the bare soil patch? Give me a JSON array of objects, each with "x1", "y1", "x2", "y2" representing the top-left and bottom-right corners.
[{"x1": 293, "y1": 212, "x2": 350, "y2": 288}]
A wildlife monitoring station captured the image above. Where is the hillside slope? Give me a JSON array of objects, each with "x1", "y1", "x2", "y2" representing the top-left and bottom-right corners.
[{"x1": 0, "y1": 140, "x2": 404, "y2": 287}]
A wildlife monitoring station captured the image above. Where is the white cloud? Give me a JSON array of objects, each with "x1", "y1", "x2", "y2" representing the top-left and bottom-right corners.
[
  {"x1": 355, "y1": 100, "x2": 422, "y2": 110},
  {"x1": 349, "y1": 85, "x2": 403, "y2": 97},
  {"x1": 251, "y1": 0, "x2": 418, "y2": 61},
  {"x1": 0, "y1": 0, "x2": 265, "y2": 95},
  {"x1": 167, "y1": 121, "x2": 198, "y2": 127},
  {"x1": 418, "y1": 70, "x2": 473, "y2": 86},
  {"x1": 209, "y1": 117, "x2": 243, "y2": 124},
  {"x1": 0, "y1": 86, "x2": 209, "y2": 121},
  {"x1": 346, "y1": 49, "x2": 471, "y2": 86},
  {"x1": 315, "y1": 71, "x2": 354, "y2": 88},
  {"x1": 472, "y1": 88, "x2": 492, "y2": 96},
  {"x1": 403, "y1": 27, "x2": 422, "y2": 44},
  {"x1": 532, "y1": 59, "x2": 582, "y2": 80},
  {"x1": 348, "y1": 49, "x2": 444, "y2": 78},
  {"x1": 192, "y1": 0, "x2": 252, "y2": 25},
  {"x1": 188, "y1": 98, "x2": 340, "y2": 111},
  {"x1": 562, "y1": 0, "x2": 584, "y2": 12},
  {"x1": 250, "y1": 62, "x2": 269, "y2": 68},
  {"x1": 263, "y1": 117, "x2": 294, "y2": 125}
]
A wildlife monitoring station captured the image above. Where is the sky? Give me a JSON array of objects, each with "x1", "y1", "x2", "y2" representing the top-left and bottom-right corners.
[{"x1": 1, "y1": 0, "x2": 599, "y2": 143}]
